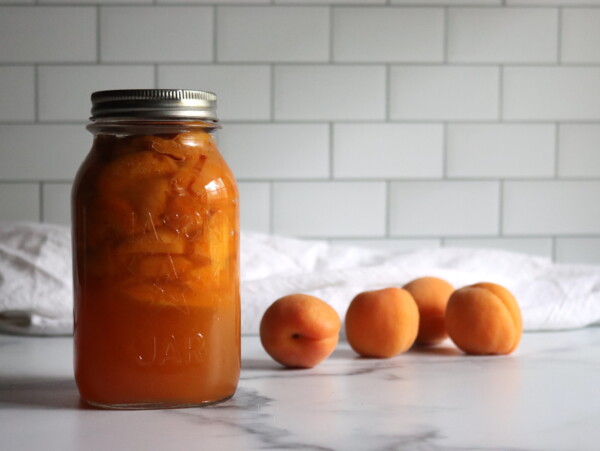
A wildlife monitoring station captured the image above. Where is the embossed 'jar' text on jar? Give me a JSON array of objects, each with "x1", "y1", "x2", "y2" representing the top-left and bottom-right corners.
[{"x1": 72, "y1": 90, "x2": 240, "y2": 409}]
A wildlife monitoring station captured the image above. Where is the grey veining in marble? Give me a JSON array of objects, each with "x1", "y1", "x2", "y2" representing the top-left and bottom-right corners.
[{"x1": 1, "y1": 330, "x2": 600, "y2": 450}]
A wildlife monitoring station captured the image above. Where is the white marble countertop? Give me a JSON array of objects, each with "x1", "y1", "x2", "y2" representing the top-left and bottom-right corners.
[{"x1": 1, "y1": 329, "x2": 600, "y2": 450}]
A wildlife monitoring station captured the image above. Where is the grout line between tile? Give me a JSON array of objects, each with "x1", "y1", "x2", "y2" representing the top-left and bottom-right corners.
[
  {"x1": 96, "y1": 6, "x2": 101, "y2": 64},
  {"x1": 4, "y1": 119, "x2": 600, "y2": 126},
  {"x1": 385, "y1": 180, "x2": 391, "y2": 238},
  {"x1": 39, "y1": 182, "x2": 44, "y2": 222},
  {"x1": 554, "y1": 123, "x2": 560, "y2": 178},
  {"x1": 442, "y1": 122, "x2": 448, "y2": 179},
  {"x1": 385, "y1": 64, "x2": 391, "y2": 121},
  {"x1": 443, "y1": 6, "x2": 449, "y2": 64},
  {"x1": 270, "y1": 64, "x2": 275, "y2": 122},
  {"x1": 498, "y1": 180, "x2": 504, "y2": 236},
  {"x1": 4, "y1": 3, "x2": 600, "y2": 8},
  {"x1": 213, "y1": 6, "x2": 218, "y2": 63},
  {"x1": 329, "y1": 6, "x2": 334, "y2": 63},
  {"x1": 329, "y1": 122, "x2": 334, "y2": 180},
  {"x1": 498, "y1": 65, "x2": 504, "y2": 122},
  {"x1": 0, "y1": 180, "x2": 75, "y2": 184},
  {"x1": 557, "y1": 7, "x2": 562, "y2": 64},
  {"x1": 2, "y1": 61, "x2": 600, "y2": 68},
  {"x1": 33, "y1": 64, "x2": 39, "y2": 123},
  {"x1": 114, "y1": 176, "x2": 600, "y2": 183},
  {"x1": 297, "y1": 234, "x2": 599, "y2": 241},
  {"x1": 268, "y1": 181, "x2": 274, "y2": 234}
]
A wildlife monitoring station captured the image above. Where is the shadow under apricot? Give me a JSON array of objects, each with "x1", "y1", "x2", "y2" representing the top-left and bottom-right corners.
[
  {"x1": 328, "y1": 347, "x2": 358, "y2": 360},
  {"x1": 409, "y1": 345, "x2": 463, "y2": 357},
  {"x1": 241, "y1": 358, "x2": 283, "y2": 371}
]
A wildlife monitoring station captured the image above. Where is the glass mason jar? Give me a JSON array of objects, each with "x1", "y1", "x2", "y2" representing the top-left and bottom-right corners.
[{"x1": 72, "y1": 90, "x2": 240, "y2": 409}]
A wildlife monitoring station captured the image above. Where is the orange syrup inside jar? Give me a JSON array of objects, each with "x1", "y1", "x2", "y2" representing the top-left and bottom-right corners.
[{"x1": 72, "y1": 91, "x2": 240, "y2": 409}]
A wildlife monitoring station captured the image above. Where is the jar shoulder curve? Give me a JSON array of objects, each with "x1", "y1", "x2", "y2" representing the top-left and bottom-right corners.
[{"x1": 77, "y1": 128, "x2": 237, "y2": 194}]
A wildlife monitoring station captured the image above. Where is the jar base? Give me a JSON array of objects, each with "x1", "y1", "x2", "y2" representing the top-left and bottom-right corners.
[{"x1": 83, "y1": 394, "x2": 234, "y2": 410}]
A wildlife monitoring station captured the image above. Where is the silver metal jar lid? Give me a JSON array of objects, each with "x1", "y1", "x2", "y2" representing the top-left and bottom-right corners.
[{"x1": 90, "y1": 89, "x2": 218, "y2": 121}]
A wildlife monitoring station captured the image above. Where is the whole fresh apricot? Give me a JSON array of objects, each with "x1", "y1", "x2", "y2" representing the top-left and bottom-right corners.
[
  {"x1": 345, "y1": 287, "x2": 419, "y2": 358},
  {"x1": 260, "y1": 294, "x2": 341, "y2": 369},
  {"x1": 403, "y1": 277, "x2": 454, "y2": 346},
  {"x1": 445, "y1": 282, "x2": 522, "y2": 355}
]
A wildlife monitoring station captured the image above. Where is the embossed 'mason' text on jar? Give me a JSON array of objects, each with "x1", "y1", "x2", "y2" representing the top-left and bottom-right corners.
[{"x1": 72, "y1": 89, "x2": 240, "y2": 409}]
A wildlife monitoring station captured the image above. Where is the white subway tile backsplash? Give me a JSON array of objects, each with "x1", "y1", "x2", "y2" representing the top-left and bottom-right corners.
[
  {"x1": 0, "y1": 184, "x2": 39, "y2": 222},
  {"x1": 40, "y1": 0, "x2": 150, "y2": 4},
  {"x1": 332, "y1": 238, "x2": 441, "y2": 252},
  {"x1": 390, "y1": 66, "x2": 499, "y2": 121},
  {"x1": 217, "y1": 7, "x2": 329, "y2": 62},
  {"x1": 448, "y1": 8, "x2": 557, "y2": 63},
  {"x1": 275, "y1": 66, "x2": 386, "y2": 120},
  {"x1": 556, "y1": 238, "x2": 600, "y2": 265},
  {"x1": 394, "y1": 0, "x2": 500, "y2": 3},
  {"x1": 508, "y1": 0, "x2": 600, "y2": 4},
  {"x1": 561, "y1": 9, "x2": 600, "y2": 63},
  {"x1": 504, "y1": 67, "x2": 600, "y2": 121},
  {"x1": 389, "y1": 181, "x2": 500, "y2": 236},
  {"x1": 0, "y1": 2, "x2": 598, "y2": 252},
  {"x1": 278, "y1": 0, "x2": 384, "y2": 3},
  {"x1": 42, "y1": 183, "x2": 71, "y2": 226},
  {"x1": 0, "y1": 67, "x2": 35, "y2": 122},
  {"x1": 273, "y1": 182, "x2": 386, "y2": 237},
  {"x1": 447, "y1": 124, "x2": 555, "y2": 178},
  {"x1": 558, "y1": 125, "x2": 600, "y2": 178},
  {"x1": 333, "y1": 8, "x2": 444, "y2": 63},
  {"x1": 443, "y1": 237, "x2": 553, "y2": 258},
  {"x1": 159, "y1": 65, "x2": 270, "y2": 121},
  {"x1": 333, "y1": 123, "x2": 444, "y2": 179},
  {"x1": 100, "y1": 7, "x2": 213, "y2": 63},
  {"x1": 238, "y1": 182, "x2": 270, "y2": 234},
  {"x1": 162, "y1": 0, "x2": 268, "y2": 3},
  {"x1": 38, "y1": 66, "x2": 154, "y2": 122},
  {"x1": 0, "y1": 125, "x2": 90, "y2": 181},
  {"x1": 220, "y1": 123, "x2": 329, "y2": 179},
  {"x1": 503, "y1": 181, "x2": 600, "y2": 234},
  {"x1": 0, "y1": 7, "x2": 96, "y2": 63}
]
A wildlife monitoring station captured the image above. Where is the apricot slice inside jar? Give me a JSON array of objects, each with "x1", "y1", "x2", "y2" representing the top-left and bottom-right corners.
[
  {"x1": 83, "y1": 130, "x2": 237, "y2": 310},
  {"x1": 96, "y1": 151, "x2": 177, "y2": 235},
  {"x1": 115, "y1": 228, "x2": 187, "y2": 255},
  {"x1": 127, "y1": 254, "x2": 193, "y2": 281}
]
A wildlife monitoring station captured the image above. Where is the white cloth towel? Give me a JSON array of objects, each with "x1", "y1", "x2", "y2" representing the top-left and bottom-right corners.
[{"x1": 1, "y1": 222, "x2": 600, "y2": 335}]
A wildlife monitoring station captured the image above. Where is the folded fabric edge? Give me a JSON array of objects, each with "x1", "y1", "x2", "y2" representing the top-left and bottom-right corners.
[{"x1": 0, "y1": 311, "x2": 73, "y2": 336}]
